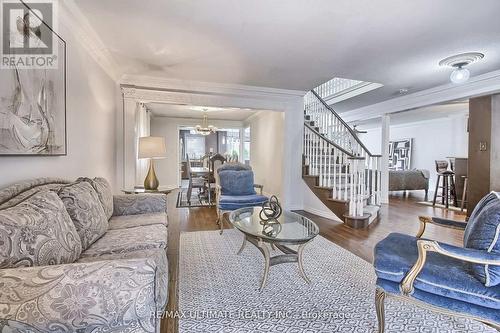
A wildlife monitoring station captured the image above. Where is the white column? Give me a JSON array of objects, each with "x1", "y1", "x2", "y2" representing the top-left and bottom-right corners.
[
  {"x1": 135, "y1": 103, "x2": 151, "y2": 185},
  {"x1": 122, "y1": 95, "x2": 140, "y2": 190},
  {"x1": 239, "y1": 127, "x2": 244, "y2": 163},
  {"x1": 380, "y1": 114, "x2": 390, "y2": 204}
]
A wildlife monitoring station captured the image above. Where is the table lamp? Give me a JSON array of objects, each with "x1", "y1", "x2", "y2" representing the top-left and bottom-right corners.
[{"x1": 138, "y1": 136, "x2": 167, "y2": 190}]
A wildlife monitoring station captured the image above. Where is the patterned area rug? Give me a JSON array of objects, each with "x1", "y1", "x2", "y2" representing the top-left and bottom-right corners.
[
  {"x1": 176, "y1": 189, "x2": 214, "y2": 208},
  {"x1": 179, "y1": 230, "x2": 494, "y2": 333}
]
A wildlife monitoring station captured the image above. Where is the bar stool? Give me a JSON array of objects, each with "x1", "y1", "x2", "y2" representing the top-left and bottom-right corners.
[
  {"x1": 432, "y1": 160, "x2": 457, "y2": 208},
  {"x1": 461, "y1": 176, "x2": 468, "y2": 212}
]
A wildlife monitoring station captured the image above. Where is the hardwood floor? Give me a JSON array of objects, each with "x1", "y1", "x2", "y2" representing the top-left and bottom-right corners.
[{"x1": 161, "y1": 190, "x2": 466, "y2": 332}]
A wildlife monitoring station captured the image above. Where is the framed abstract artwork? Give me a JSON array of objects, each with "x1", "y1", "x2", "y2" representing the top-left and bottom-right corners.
[
  {"x1": 388, "y1": 138, "x2": 412, "y2": 171},
  {"x1": 0, "y1": 0, "x2": 66, "y2": 156}
]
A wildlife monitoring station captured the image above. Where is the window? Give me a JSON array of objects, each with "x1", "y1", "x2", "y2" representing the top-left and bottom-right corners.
[
  {"x1": 243, "y1": 127, "x2": 250, "y2": 164},
  {"x1": 225, "y1": 129, "x2": 240, "y2": 161},
  {"x1": 185, "y1": 134, "x2": 205, "y2": 159}
]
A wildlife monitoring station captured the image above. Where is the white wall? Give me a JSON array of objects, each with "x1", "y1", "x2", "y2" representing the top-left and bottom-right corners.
[
  {"x1": 150, "y1": 116, "x2": 244, "y2": 188},
  {"x1": 0, "y1": 11, "x2": 117, "y2": 189},
  {"x1": 244, "y1": 111, "x2": 285, "y2": 198},
  {"x1": 360, "y1": 115, "x2": 469, "y2": 190}
]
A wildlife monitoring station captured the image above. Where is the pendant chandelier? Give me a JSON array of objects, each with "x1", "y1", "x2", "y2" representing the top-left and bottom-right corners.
[{"x1": 195, "y1": 112, "x2": 217, "y2": 136}]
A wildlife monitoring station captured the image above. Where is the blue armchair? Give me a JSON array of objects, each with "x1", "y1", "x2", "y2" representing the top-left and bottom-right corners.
[
  {"x1": 373, "y1": 192, "x2": 500, "y2": 332},
  {"x1": 215, "y1": 163, "x2": 268, "y2": 234}
]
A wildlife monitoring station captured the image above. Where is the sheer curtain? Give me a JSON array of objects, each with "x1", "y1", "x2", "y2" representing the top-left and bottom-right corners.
[{"x1": 135, "y1": 103, "x2": 151, "y2": 186}]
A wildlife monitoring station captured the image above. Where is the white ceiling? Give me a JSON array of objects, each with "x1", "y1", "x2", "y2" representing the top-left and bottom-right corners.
[
  {"x1": 74, "y1": 0, "x2": 500, "y2": 110},
  {"x1": 148, "y1": 103, "x2": 258, "y2": 120}
]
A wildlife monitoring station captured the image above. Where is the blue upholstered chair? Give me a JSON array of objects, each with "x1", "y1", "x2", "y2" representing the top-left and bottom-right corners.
[
  {"x1": 373, "y1": 191, "x2": 500, "y2": 332},
  {"x1": 215, "y1": 162, "x2": 268, "y2": 234}
]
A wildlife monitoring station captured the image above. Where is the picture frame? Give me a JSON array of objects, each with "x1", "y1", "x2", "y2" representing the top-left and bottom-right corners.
[{"x1": 0, "y1": 0, "x2": 67, "y2": 156}]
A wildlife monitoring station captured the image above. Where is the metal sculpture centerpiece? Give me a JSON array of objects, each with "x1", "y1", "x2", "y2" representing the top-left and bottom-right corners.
[
  {"x1": 259, "y1": 196, "x2": 283, "y2": 238},
  {"x1": 259, "y1": 195, "x2": 282, "y2": 221},
  {"x1": 228, "y1": 197, "x2": 319, "y2": 291}
]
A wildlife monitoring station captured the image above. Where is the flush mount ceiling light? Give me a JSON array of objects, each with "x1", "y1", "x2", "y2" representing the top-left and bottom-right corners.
[
  {"x1": 195, "y1": 111, "x2": 217, "y2": 136},
  {"x1": 439, "y1": 52, "x2": 484, "y2": 84}
]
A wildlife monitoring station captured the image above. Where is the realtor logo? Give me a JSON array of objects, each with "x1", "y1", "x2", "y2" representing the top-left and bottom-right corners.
[{"x1": 1, "y1": 0, "x2": 58, "y2": 69}]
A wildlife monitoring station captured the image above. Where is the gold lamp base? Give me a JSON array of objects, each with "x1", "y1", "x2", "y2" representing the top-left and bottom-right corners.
[{"x1": 144, "y1": 159, "x2": 159, "y2": 190}]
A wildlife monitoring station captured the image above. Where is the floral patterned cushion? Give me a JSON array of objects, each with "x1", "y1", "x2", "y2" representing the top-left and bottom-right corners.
[
  {"x1": 0, "y1": 257, "x2": 164, "y2": 332},
  {"x1": 108, "y1": 212, "x2": 168, "y2": 230},
  {"x1": 78, "y1": 177, "x2": 114, "y2": 220},
  {"x1": 58, "y1": 181, "x2": 108, "y2": 250},
  {"x1": 77, "y1": 248, "x2": 169, "y2": 310},
  {"x1": 0, "y1": 179, "x2": 69, "y2": 209},
  {"x1": 0, "y1": 191, "x2": 82, "y2": 269},
  {"x1": 113, "y1": 194, "x2": 166, "y2": 216},
  {"x1": 80, "y1": 224, "x2": 167, "y2": 259}
]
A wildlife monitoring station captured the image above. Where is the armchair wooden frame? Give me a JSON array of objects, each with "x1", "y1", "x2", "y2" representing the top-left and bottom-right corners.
[
  {"x1": 215, "y1": 183, "x2": 264, "y2": 235},
  {"x1": 375, "y1": 215, "x2": 500, "y2": 333}
]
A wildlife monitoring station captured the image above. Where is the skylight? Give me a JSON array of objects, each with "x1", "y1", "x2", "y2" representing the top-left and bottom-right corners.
[{"x1": 313, "y1": 77, "x2": 383, "y2": 105}]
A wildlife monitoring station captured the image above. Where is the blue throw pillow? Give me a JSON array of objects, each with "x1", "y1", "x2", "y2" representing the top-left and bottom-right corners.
[
  {"x1": 219, "y1": 170, "x2": 256, "y2": 196},
  {"x1": 464, "y1": 192, "x2": 500, "y2": 287}
]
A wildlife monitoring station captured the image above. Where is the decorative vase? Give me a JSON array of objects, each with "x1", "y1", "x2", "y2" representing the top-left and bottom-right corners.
[{"x1": 144, "y1": 159, "x2": 159, "y2": 190}]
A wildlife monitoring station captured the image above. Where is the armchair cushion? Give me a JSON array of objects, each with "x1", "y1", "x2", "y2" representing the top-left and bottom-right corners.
[
  {"x1": 464, "y1": 191, "x2": 500, "y2": 287},
  {"x1": 219, "y1": 170, "x2": 256, "y2": 196},
  {"x1": 0, "y1": 191, "x2": 82, "y2": 269},
  {"x1": 219, "y1": 194, "x2": 268, "y2": 210},
  {"x1": 57, "y1": 181, "x2": 108, "y2": 250},
  {"x1": 374, "y1": 233, "x2": 500, "y2": 310}
]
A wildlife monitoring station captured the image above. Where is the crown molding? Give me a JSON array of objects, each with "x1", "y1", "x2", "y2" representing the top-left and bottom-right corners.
[
  {"x1": 121, "y1": 86, "x2": 300, "y2": 112},
  {"x1": 341, "y1": 69, "x2": 500, "y2": 123},
  {"x1": 242, "y1": 110, "x2": 265, "y2": 123},
  {"x1": 120, "y1": 74, "x2": 306, "y2": 101},
  {"x1": 59, "y1": 0, "x2": 121, "y2": 81}
]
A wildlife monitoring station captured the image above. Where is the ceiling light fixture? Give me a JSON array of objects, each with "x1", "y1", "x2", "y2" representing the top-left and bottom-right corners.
[
  {"x1": 195, "y1": 111, "x2": 217, "y2": 136},
  {"x1": 439, "y1": 52, "x2": 484, "y2": 84}
]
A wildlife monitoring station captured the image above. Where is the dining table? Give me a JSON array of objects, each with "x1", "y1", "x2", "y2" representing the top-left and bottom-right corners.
[
  {"x1": 190, "y1": 166, "x2": 210, "y2": 176},
  {"x1": 190, "y1": 166, "x2": 213, "y2": 204}
]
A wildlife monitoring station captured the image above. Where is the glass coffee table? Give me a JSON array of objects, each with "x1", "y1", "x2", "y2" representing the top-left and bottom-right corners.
[{"x1": 228, "y1": 207, "x2": 319, "y2": 291}]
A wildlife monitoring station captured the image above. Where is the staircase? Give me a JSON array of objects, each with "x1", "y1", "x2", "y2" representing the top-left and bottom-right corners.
[{"x1": 302, "y1": 89, "x2": 382, "y2": 228}]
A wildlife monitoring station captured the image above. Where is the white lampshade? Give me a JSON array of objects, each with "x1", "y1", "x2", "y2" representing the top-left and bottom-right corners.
[{"x1": 138, "y1": 136, "x2": 166, "y2": 159}]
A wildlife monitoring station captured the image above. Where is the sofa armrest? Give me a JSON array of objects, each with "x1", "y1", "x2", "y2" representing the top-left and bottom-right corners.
[
  {"x1": 0, "y1": 257, "x2": 165, "y2": 332},
  {"x1": 400, "y1": 240, "x2": 500, "y2": 295},
  {"x1": 113, "y1": 194, "x2": 166, "y2": 216},
  {"x1": 416, "y1": 215, "x2": 467, "y2": 238}
]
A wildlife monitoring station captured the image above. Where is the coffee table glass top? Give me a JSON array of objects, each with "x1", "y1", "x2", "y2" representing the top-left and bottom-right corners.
[{"x1": 229, "y1": 207, "x2": 319, "y2": 243}]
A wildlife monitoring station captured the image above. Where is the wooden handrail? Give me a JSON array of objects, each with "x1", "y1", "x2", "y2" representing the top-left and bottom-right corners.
[{"x1": 309, "y1": 90, "x2": 378, "y2": 158}]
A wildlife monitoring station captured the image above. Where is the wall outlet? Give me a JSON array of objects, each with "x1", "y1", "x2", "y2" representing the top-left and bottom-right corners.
[{"x1": 479, "y1": 141, "x2": 488, "y2": 151}]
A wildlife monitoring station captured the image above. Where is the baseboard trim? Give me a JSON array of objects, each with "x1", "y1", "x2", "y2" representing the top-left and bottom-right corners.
[{"x1": 302, "y1": 206, "x2": 342, "y2": 222}]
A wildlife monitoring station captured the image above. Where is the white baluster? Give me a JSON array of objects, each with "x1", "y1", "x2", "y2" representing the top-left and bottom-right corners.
[
  {"x1": 344, "y1": 155, "x2": 348, "y2": 201},
  {"x1": 327, "y1": 143, "x2": 332, "y2": 188},
  {"x1": 349, "y1": 158, "x2": 355, "y2": 216},
  {"x1": 319, "y1": 138, "x2": 324, "y2": 186}
]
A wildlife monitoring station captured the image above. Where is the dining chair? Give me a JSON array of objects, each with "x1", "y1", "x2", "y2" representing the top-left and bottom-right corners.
[
  {"x1": 207, "y1": 153, "x2": 226, "y2": 205},
  {"x1": 186, "y1": 155, "x2": 206, "y2": 205}
]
